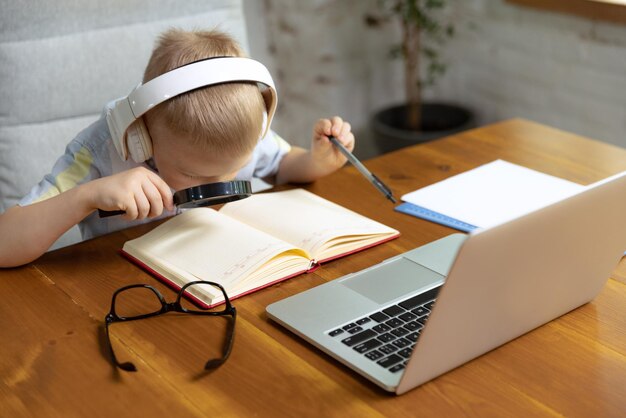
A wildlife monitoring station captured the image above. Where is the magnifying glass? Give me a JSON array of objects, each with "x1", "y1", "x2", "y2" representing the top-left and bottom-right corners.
[{"x1": 98, "y1": 180, "x2": 252, "y2": 217}]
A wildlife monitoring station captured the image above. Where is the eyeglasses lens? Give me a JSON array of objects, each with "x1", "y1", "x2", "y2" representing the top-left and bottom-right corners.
[
  {"x1": 179, "y1": 282, "x2": 230, "y2": 313},
  {"x1": 115, "y1": 286, "x2": 163, "y2": 319}
]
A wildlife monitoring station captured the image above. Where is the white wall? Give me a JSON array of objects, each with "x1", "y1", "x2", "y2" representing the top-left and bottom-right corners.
[
  {"x1": 244, "y1": 0, "x2": 403, "y2": 158},
  {"x1": 244, "y1": 0, "x2": 626, "y2": 156},
  {"x1": 434, "y1": 0, "x2": 626, "y2": 148}
]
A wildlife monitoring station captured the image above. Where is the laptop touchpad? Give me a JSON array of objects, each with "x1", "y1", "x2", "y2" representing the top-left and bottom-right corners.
[{"x1": 340, "y1": 257, "x2": 444, "y2": 305}]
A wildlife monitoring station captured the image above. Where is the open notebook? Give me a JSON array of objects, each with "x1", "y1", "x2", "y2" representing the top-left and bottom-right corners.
[{"x1": 122, "y1": 189, "x2": 399, "y2": 308}]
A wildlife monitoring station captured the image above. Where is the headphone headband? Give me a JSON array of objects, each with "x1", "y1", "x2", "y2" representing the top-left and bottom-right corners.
[
  {"x1": 130, "y1": 57, "x2": 276, "y2": 117},
  {"x1": 106, "y1": 57, "x2": 278, "y2": 161}
]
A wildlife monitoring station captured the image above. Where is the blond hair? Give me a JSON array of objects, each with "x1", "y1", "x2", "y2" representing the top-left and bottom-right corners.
[{"x1": 143, "y1": 29, "x2": 265, "y2": 156}]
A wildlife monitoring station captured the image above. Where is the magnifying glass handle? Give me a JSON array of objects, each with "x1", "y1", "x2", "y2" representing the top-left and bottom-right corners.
[
  {"x1": 96, "y1": 180, "x2": 253, "y2": 217},
  {"x1": 98, "y1": 209, "x2": 126, "y2": 217}
]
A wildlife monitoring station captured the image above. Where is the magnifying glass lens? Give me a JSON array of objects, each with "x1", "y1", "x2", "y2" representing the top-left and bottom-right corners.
[{"x1": 173, "y1": 180, "x2": 252, "y2": 208}]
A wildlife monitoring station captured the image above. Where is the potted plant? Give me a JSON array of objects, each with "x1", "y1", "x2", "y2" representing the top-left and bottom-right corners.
[{"x1": 366, "y1": 0, "x2": 474, "y2": 153}]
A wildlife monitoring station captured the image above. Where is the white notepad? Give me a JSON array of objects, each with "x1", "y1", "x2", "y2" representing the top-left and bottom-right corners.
[{"x1": 397, "y1": 160, "x2": 585, "y2": 230}]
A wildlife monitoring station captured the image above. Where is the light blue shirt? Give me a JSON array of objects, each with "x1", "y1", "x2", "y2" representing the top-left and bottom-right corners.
[{"x1": 20, "y1": 106, "x2": 291, "y2": 240}]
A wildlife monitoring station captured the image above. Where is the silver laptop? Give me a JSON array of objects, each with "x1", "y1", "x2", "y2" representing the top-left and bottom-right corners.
[{"x1": 266, "y1": 171, "x2": 626, "y2": 395}]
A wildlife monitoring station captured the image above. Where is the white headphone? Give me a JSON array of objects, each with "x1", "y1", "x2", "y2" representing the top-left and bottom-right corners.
[{"x1": 106, "y1": 56, "x2": 278, "y2": 163}]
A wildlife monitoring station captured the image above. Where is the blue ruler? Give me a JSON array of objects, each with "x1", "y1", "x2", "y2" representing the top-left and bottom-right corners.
[{"x1": 395, "y1": 202, "x2": 478, "y2": 232}]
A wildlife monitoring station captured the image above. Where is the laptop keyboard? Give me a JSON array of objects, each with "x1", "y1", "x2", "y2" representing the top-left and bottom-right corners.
[{"x1": 327, "y1": 286, "x2": 441, "y2": 374}]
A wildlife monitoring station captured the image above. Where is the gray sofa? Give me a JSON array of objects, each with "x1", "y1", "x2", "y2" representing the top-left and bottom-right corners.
[{"x1": 0, "y1": 0, "x2": 250, "y2": 249}]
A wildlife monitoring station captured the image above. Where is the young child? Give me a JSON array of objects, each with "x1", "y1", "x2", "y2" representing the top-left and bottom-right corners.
[{"x1": 0, "y1": 29, "x2": 355, "y2": 268}]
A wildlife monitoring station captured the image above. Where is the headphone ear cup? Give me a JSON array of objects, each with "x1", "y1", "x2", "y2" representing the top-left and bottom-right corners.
[{"x1": 125, "y1": 118, "x2": 153, "y2": 163}]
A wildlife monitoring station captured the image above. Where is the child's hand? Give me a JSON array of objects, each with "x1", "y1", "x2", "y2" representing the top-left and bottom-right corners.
[
  {"x1": 87, "y1": 167, "x2": 174, "y2": 220},
  {"x1": 311, "y1": 116, "x2": 355, "y2": 172},
  {"x1": 275, "y1": 116, "x2": 356, "y2": 184}
]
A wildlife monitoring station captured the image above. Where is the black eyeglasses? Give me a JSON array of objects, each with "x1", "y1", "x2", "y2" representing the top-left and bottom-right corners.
[{"x1": 104, "y1": 280, "x2": 236, "y2": 372}]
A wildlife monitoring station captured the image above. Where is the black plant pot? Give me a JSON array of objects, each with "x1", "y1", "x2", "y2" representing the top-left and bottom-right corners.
[{"x1": 372, "y1": 102, "x2": 475, "y2": 154}]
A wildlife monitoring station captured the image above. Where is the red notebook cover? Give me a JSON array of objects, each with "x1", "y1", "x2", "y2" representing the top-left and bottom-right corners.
[{"x1": 120, "y1": 232, "x2": 399, "y2": 309}]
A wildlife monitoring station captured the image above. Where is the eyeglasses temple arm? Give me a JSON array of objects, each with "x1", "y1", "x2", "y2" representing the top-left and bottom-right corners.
[
  {"x1": 105, "y1": 316, "x2": 138, "y2": 372},
  {"x1": 204, "y1": 309, "x2": 237, "y2": 370}
]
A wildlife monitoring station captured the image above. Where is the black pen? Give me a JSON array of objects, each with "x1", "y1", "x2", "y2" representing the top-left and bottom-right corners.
[{"x1": 328, "y1": 136, "x2": 397, "y2": 203}]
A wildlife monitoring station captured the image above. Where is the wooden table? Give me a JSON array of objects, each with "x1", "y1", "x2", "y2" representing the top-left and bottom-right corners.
[{"x1": 2, "y1": 119, "x2": 626, "y2": 417}]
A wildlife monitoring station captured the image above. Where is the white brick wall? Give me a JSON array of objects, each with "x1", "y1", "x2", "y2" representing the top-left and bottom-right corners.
[
  {"x1": 431, "y1": 0, "x2": 626, "y2": 148},
  {"x1": 245, "y1": 0, "x2": 626, "y2": 155}
]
